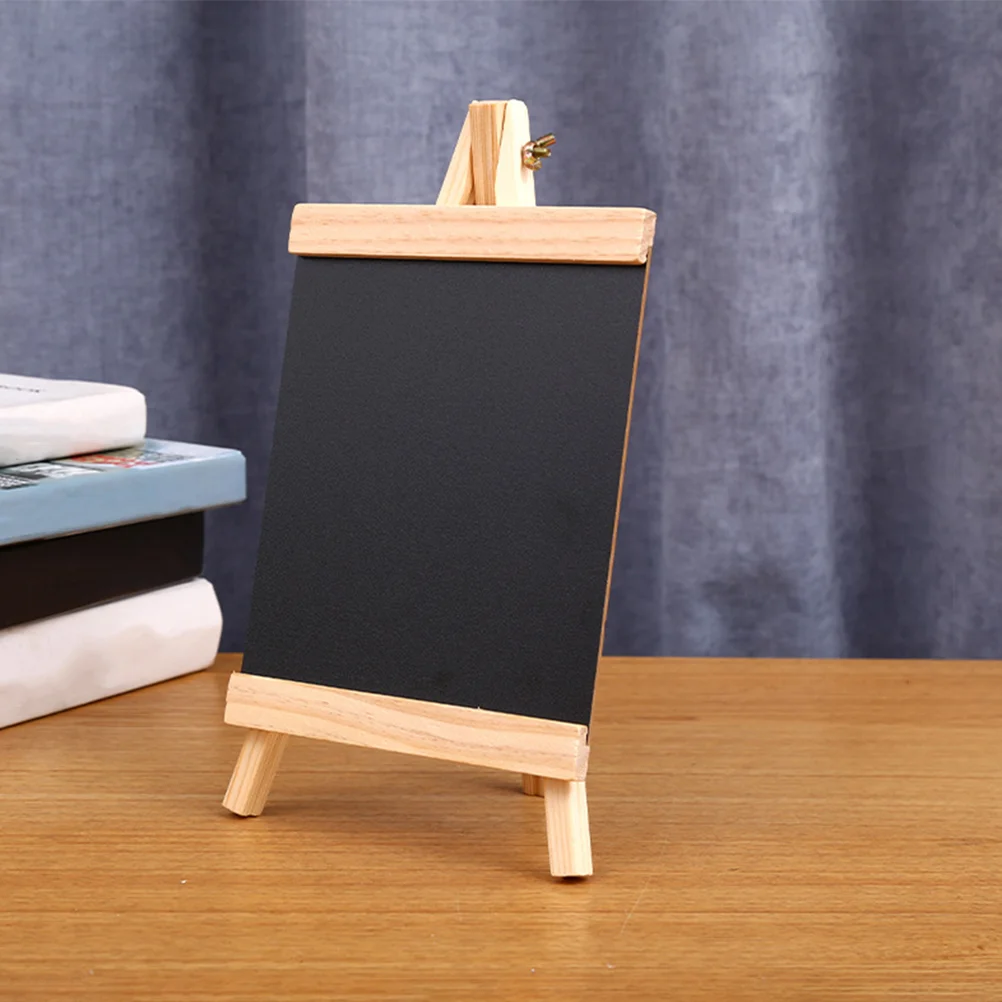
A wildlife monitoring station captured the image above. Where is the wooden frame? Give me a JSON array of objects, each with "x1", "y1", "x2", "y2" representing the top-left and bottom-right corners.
[
  {"x1": 288, "y1": 204, "x2": 656, "y2": 265},
  {"x1": 224, "y1": 673, "x2": 589, "y2": 781},
  {"x1": 224, "y1": 100, "x2": 653, "y2": 879}
]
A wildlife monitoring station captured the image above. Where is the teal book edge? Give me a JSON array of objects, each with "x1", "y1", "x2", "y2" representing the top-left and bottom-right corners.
[{"x1": 0, "y1": 439, "x2": 247, "y2": 546}]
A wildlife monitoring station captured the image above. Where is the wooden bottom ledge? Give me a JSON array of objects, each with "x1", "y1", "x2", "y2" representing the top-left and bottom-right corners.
[{"x1": 224, "y1": 672, "x2": 589, "y2": 781}]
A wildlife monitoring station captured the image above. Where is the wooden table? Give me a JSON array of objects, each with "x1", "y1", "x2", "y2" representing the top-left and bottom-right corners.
[{"x1": 1, "y1": 655, "x2": 1000, "y2": 1000}]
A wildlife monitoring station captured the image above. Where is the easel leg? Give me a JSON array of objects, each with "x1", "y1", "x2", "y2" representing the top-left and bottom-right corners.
[
  {"x1": 543, "y1": 779, "x2": 593, "y2": 877},
  {"x1": 522, "y1": 774, "x2": 544, "y2": 797},
  {"x1": 222, "y1": 729, "x2": 289, "y2": 817}
]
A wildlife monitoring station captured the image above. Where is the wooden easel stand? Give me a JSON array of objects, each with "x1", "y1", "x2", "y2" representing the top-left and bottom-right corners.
[{"x1": 220, "y1": 100, "x2": 652, "y2": 878}]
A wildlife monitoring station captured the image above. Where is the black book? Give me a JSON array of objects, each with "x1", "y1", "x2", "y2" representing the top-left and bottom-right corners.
[{"x1": 0, "y1": 512, "x2": 203, "y2": 631}]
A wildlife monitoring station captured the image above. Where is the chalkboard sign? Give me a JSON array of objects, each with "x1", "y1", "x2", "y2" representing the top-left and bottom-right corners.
[
  {"x1": 222, "y1": 203, "x2": 655, "y2": 878},
  {"x1": 242, "y1": 254, "x2": 645, "y2": 726}
]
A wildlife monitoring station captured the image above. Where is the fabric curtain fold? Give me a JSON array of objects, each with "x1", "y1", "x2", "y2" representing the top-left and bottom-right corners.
[{"x1": 2, "y1": 0, "x2": 999, "y2": 658}]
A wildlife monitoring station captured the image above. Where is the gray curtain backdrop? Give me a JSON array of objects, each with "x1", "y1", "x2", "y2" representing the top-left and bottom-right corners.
[{"x1": 2, "y1": 1, "x2": 1000, "y2": 658}]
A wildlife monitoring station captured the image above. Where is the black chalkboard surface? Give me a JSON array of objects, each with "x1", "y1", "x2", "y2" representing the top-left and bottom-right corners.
[{"x1": 242, "y1": 256, "x2": 647, "y2": 727}]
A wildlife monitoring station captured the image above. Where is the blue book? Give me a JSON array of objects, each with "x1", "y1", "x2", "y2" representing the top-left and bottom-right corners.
[{"x1": 0, "y1": 439, "x2": 246, "y2": 546}]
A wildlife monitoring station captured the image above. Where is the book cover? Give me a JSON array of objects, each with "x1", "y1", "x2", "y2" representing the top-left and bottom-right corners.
[
  {"x1": 0, "y1": 578, "x2": 222, "y2": 729},
  {"x1": 0, "y1": 373, "x2": 146, "y2": 466},
  {"x1": 0, "y1": 512, "x2": 204, "y2": 630},
  {"x1": 0, "y1": 439, "x2": 246, "y2": 546}
]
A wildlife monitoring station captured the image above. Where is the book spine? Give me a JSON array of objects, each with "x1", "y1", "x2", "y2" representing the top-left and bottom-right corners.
[
  {"x1": 0, "y1": 578, "x2": 222, "y2": 729},
  {"x1": 0, "y1": 451, "x2": 247, "y2": 546},
  {"x1": 0, "y1": 512, "x2": 204, "y2": 631}
]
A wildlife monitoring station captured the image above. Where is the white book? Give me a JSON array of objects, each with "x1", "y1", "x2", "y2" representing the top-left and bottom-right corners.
[
  {"x1": 0, "y1": 578, "x2": 222, "y2": 729},
  {"x1": 0, "y1": 373, "x2": 146, "y2": 466}
]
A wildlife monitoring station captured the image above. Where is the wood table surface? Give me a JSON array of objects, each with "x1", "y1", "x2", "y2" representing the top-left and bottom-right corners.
[{"x1": 1, "y1": 654, "x2": 1000, "y2": 1001}]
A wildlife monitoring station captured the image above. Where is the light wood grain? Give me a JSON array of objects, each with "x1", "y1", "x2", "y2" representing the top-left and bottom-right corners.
[
  {"x1": 469, "y1": 99, "x2": 506, "y2": 206},
  {"x1": 493, "y1": 99, "x2": 536, "y2": 206},
  {"x1": 221, "y1": 729, "x2": 288, "y2": 816},
  {"x1": 4, "y1": 653, "x2": 1001, "y2": 1000},
  {"x1": 224, "y1": 672, "x2": 590, "y2": 782},
  {"x1": 522, "y1": 773, "x2": 544, "y2": 796},
  {"x1": 288, "y1": 204, "x2": 656, "y2": 264},
  {"x1": 543, "y1": 779, "x2": 593, "y2": 877},
  {"x1": 435, "y1": 110, "x2": 474, "y2": 206}
]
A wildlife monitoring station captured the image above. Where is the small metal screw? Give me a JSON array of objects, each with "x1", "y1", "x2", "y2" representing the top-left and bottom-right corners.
[{"x1": 521, "y1": 133, "x2": 556, "y2": 172}]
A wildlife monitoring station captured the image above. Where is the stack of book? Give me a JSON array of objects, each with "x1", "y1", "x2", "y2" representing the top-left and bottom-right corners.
[{"x1": 0, "y1": 373, "x2": 246, "y2": 729}]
